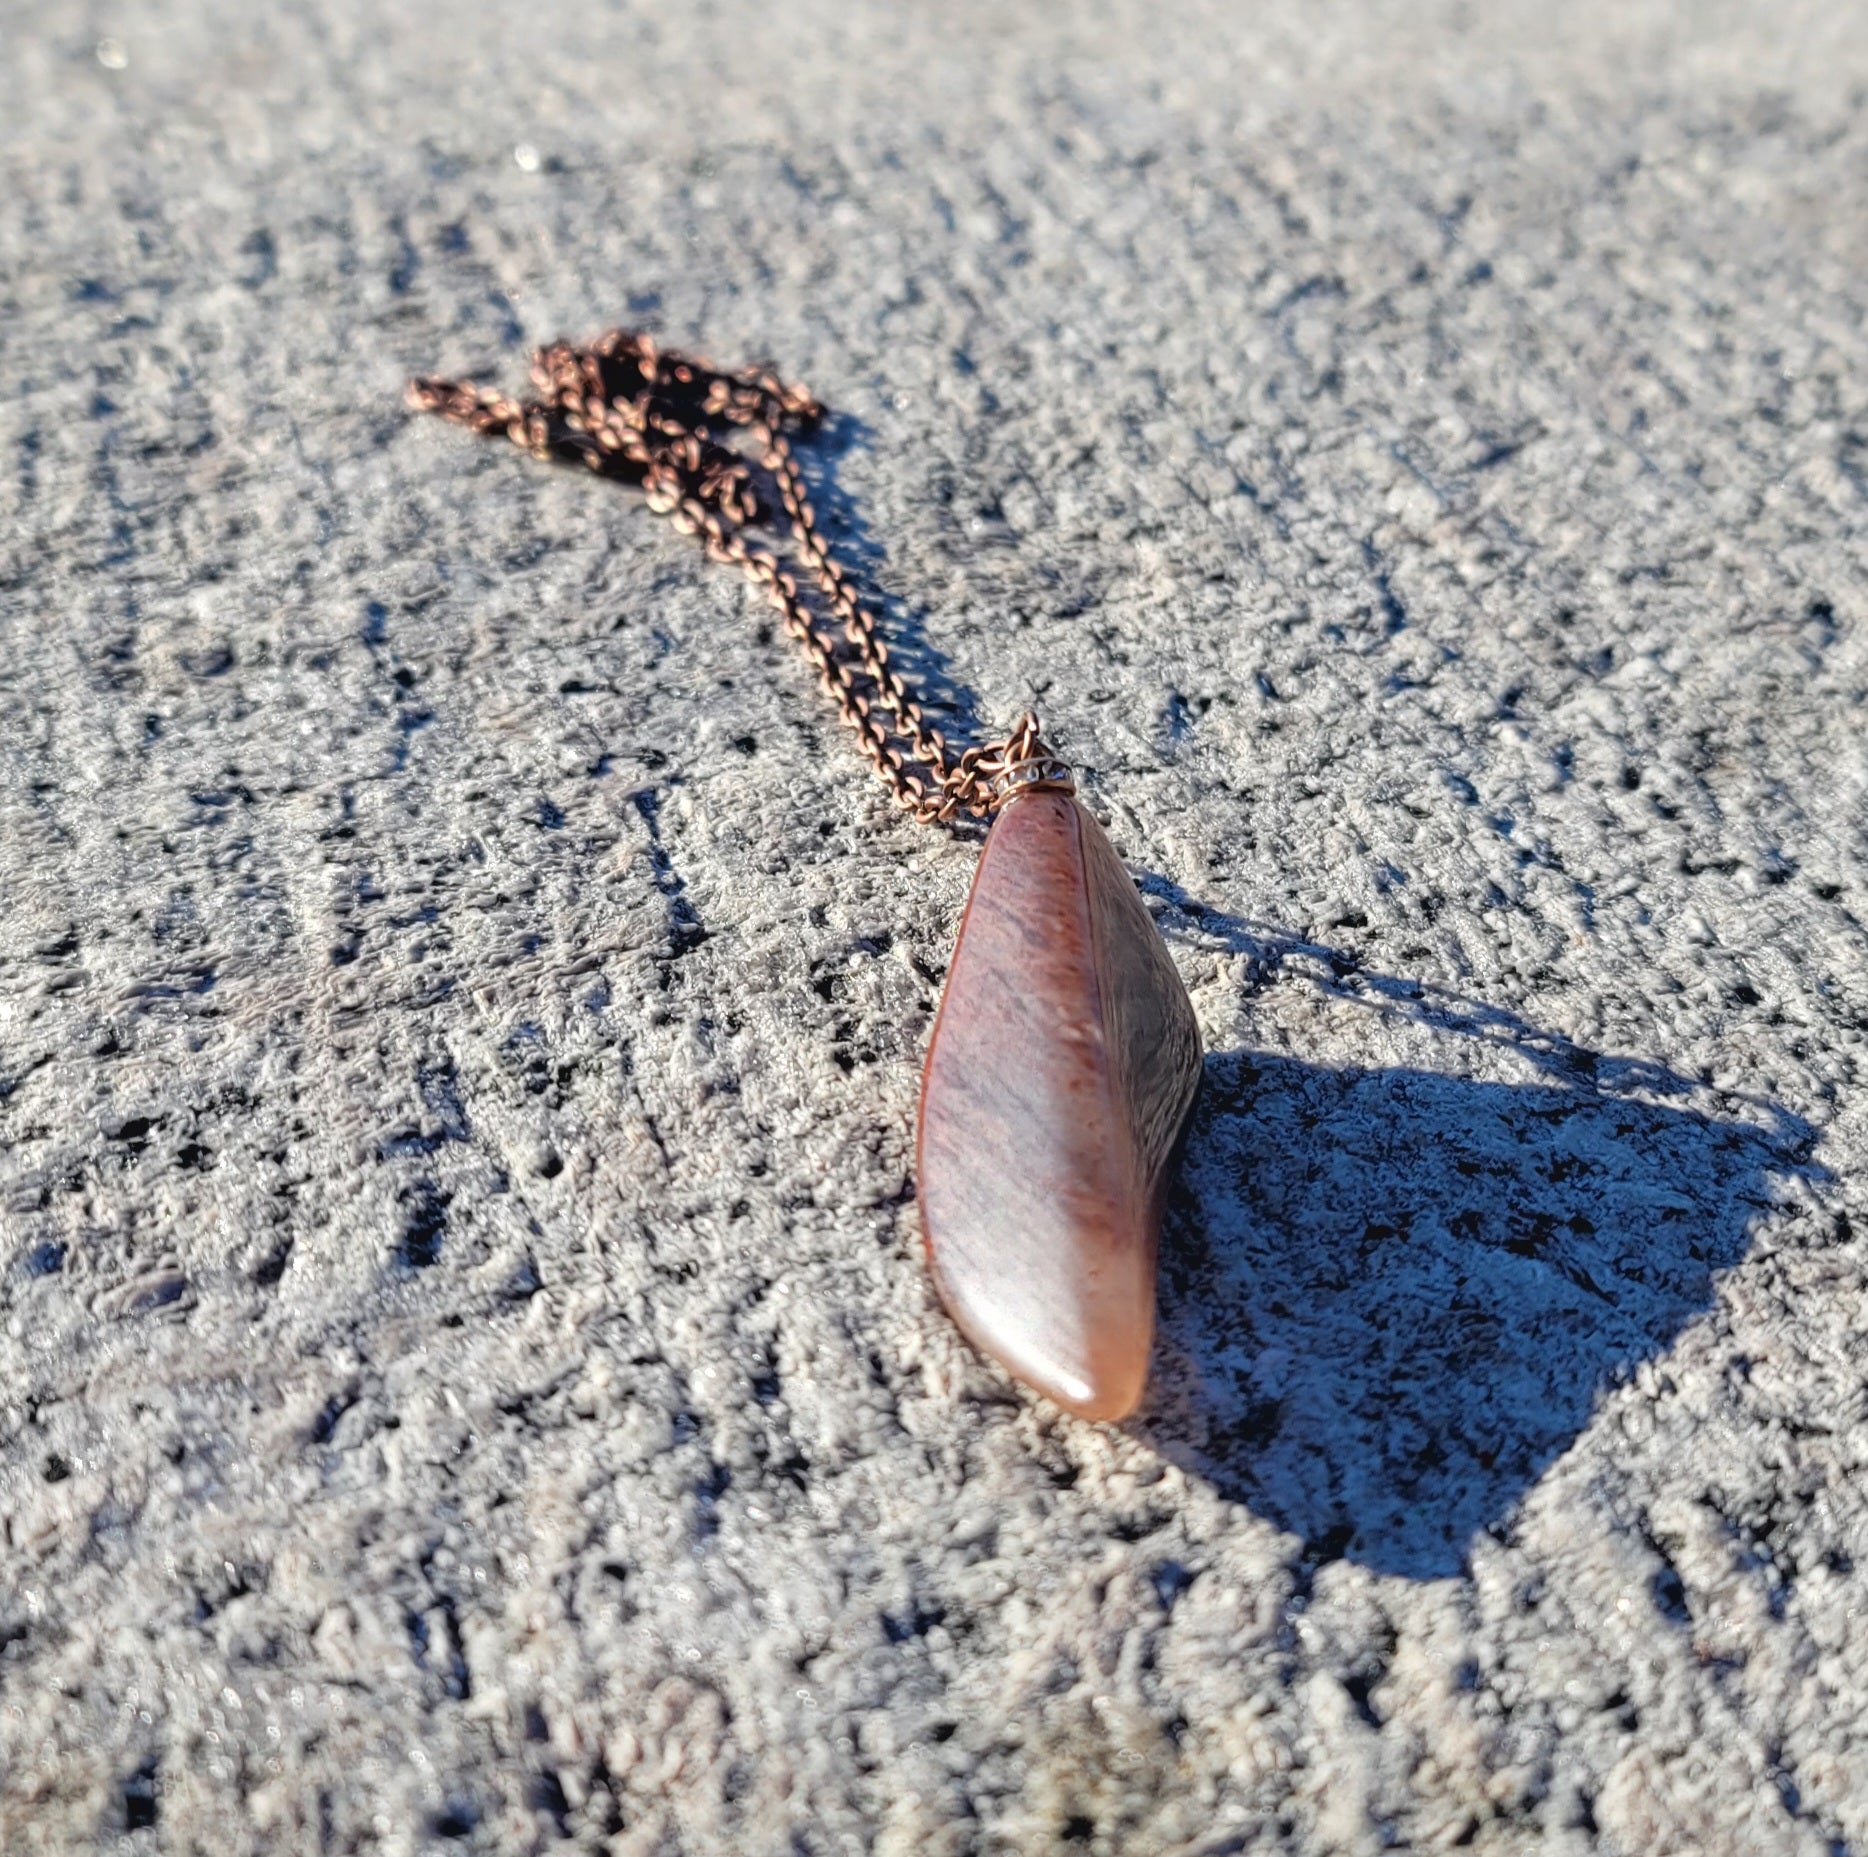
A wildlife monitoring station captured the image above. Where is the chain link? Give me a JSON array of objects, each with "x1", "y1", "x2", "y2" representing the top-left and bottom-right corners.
[{"x1": 408, "y1": 329, "x2": 1062, "y2": 823}]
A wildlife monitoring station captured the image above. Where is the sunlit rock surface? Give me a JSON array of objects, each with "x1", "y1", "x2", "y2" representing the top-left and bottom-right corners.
[{"x1": 0, "y1": 3, "x2": 1865, "y2": 1851}]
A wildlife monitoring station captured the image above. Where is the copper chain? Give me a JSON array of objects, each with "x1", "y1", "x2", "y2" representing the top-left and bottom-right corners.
[{"x1": 408, "y1": 329, "x2": 1063, "y2": 824}]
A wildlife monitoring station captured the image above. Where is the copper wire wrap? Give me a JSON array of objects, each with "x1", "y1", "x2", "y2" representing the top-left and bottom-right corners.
[{"x1": 408, "y1": 329, "x2": 1062, "y2": 825}]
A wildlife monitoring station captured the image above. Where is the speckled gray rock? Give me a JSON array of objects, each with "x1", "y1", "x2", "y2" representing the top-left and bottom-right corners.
[{"x1": 2, "y1": 3, "x2": 1867, "y2": 1852}]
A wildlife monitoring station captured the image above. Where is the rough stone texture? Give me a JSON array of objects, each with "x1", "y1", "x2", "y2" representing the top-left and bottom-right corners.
[{"x1": 2, "y1": 2, "x2": 1867, "y2": 1851}]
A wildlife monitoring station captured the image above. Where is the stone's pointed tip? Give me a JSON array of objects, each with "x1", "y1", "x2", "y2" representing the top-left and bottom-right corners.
[
  {"x1": 917, "y1": 788, "x2": 1203, "y2": 1423},
  {"x1": 932, "y1": 1256, "x2": 1152, "y2": 1423}
]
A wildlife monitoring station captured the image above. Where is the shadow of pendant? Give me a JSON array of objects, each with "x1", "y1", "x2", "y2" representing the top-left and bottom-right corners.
[
  {"x1": 917, "y1": 789, "x2": 1203, "y2": 1420},
  {"x1": 1145, "y1": 1048, "x2": 1817, "y2": 1579}
]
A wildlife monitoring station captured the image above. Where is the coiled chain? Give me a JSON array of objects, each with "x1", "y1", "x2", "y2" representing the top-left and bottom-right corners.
[{"x1": 408, "y1": 329, "x2": 1062, "y2": 823}]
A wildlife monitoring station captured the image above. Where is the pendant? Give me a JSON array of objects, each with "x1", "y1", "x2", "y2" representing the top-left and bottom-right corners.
[
  {"x1": 405, "y1": 336, "x2": 1205, "y2": 1417},
  {"x1": 917, "y1": 782, "x2": 1203, "y2": 1420}
]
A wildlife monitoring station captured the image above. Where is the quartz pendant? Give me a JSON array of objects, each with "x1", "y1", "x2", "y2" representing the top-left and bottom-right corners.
[{"x1": 916, "y1": 787, "x2": 1203, "y2": 1420}]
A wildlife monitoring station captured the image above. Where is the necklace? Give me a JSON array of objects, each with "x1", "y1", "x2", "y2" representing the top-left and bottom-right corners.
[{"x1": 409, "y1": 331, "x2": 1203, "y2": 1420}]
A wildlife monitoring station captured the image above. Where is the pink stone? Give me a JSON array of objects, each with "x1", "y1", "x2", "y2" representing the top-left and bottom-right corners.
[{"x1": 917, "y1": 788, "x2": 1202, "y2": 1420}]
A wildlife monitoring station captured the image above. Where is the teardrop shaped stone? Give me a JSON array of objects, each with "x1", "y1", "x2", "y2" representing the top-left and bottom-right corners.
[{"x1": 916, "y1": 788, "x2": 1203, "y2": 1420}]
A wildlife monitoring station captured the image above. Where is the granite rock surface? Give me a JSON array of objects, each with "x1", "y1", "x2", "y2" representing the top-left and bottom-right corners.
[{"x1": 2, "y1": 3, "x2": 1867, "y2": 1851}]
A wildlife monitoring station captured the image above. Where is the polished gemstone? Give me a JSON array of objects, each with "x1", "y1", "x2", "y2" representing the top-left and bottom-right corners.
[{"x1": 916, "y1": 787, "x2": 1203, "y2": 1420}]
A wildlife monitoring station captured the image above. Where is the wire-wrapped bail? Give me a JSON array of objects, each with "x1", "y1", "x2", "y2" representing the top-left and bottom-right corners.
[{"x1": 977, "y1": 710, "x2": 1076, "y2": 808}]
